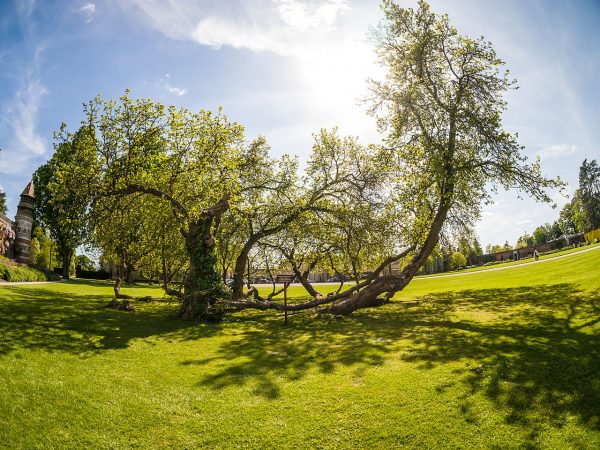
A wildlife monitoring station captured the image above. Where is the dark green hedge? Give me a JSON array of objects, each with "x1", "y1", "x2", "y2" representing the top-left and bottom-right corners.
[{"x1": 0, "y1": 257, "x2": 60, "y2": 282}]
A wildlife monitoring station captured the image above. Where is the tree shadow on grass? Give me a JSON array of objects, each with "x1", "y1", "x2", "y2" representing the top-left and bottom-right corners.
[
  {"x1": 398, "y1": 283, "x2": 600, "y2": 437},
  {"x1": 2, "y1": 279, "x2": 599, "y2": 438},
  {"x1": 183, "y1": 311, "x2": 395, "y2": 399},
  {"x1": 0, "y1": 282, "x2": 217, "y2": 356},
  {"x1": 186, "y1": 283, "x2": 600, "y2": 437}
]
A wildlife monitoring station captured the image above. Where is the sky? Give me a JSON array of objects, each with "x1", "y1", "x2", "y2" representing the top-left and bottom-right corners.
[{"x1": 0, "y1": 0, "x2": 599, "y2": 249}]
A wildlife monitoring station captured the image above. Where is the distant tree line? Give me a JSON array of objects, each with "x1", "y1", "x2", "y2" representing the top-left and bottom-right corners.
[
  {"x1": 0, "y1": 191, "x2": 6, "y2": 217},
  {"x1": 484, "y1": 158, "x2": 600, "y2": 253}
]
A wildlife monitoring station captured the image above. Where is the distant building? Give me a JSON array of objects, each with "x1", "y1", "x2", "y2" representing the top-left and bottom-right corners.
[
  {"x1": 0, "y1": 180, "x2": 35, "y2": 263},
  {"x1": 483, "y1": 233, "x2": 586, "y2": 263}
]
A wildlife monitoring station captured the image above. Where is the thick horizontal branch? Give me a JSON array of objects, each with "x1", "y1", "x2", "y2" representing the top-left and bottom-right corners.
[
  {"x1": 105, "y1": 184, "x2": 189, "y2": 219},
  {"x1": 228, "y1": 245, "x2": 415, "y2": 313}
]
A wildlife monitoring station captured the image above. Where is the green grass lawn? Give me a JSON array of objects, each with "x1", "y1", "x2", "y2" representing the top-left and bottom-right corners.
[
  {"x1": 1, "y1": 248, "x2": 599, "y2": 449},
  {"x1": 414, "y1": 242, "x2": 600, "y2": 277}
]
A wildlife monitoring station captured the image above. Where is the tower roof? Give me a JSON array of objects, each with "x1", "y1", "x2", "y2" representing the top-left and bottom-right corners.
[{"x1": 20, "y1": 180, "x2": 35, "y2": 198}]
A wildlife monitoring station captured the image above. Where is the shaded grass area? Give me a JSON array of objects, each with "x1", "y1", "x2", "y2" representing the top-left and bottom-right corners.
[
  {"x1": 0, "y1": 280, "x2": 195, "y2": 356},
  {"x1": 1, "y1": 253, "x2": 599, "y2": 448}
]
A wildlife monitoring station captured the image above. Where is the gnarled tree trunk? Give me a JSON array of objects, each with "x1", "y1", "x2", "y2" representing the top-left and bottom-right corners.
[{"x1": 179, "y1": 219, "x2": 227, "y2": 321}]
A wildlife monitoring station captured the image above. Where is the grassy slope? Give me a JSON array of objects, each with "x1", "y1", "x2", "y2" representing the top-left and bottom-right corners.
[
  {"x1": 415, "y1": 242, "x2": 600, "y2": 277},
  {"x1": 0, "y1": 249, "x2": 599, "y2": 449}
]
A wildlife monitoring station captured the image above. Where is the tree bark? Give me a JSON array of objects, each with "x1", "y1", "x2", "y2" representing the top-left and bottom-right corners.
[
  {"x1": 289, "y1": 259, "x2": 322, "y2": 298},
  {"x1": 318, "y1": 196, "x2": 451, "y2": 315},
  {"x1": 231, "y1": 236, "x2": 259, "y2": 301},
  {"x1": 125, "y1": 265, "x2": 135, "y2": 284},
  {"x1": 61, "y1": 247, "x2": 73, "y2": 279},
  {"x1": 114, "y1": 277, "x2": 133, "y2": 299},
  {"x1": 228, "y1": 246, "x2": 415, "y2": 313},
  {"x1": 179, "y1": 216, "x2": 228, "y2": 321},
  {"x1": 319, "y1": 112, "x2": 458, "y2": 315}
]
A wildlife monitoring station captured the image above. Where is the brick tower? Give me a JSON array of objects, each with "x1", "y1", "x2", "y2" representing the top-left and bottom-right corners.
[{"x1": 13, "y1": 180, "x2": 35, "y2": 264}]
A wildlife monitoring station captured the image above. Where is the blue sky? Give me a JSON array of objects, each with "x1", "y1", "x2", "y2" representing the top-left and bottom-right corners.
[{"x1": 0, "y1": 0, "x2": 598, "y2": 248}]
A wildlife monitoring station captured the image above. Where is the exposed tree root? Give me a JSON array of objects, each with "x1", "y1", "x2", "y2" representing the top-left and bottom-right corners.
[
  {"x1": 113, "y1": 277, "x2": 156, "y2": 303},
  {"x1": 107, "y1": 298, "x2": 135, "y2": 311}
]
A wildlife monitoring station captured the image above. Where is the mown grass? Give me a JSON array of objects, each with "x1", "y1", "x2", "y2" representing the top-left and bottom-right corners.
[
  {"x1": 415, "y1": 242, "x2": 600, "y2": 277},
  {"x1": 0, "y1": 248, "x2": 599, "y2": 449}
]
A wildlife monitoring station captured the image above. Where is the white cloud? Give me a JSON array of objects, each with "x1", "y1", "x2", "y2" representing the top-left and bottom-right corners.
[
  {"x1": 537, "y1": 144, "x2": 577, "y2": 159},
  {"x1": 3, "y1": 79, "x2": 47, "y2": 156},
  {"x1": 182, "y1": 0, "x2": 350, "y2": 56},
  {"x1": 0, "y1": 44, "x2": 48, "y2": 175},
  {"x1": 157, "y1": 74, "x2": 187, "y2": 97},
  {"x1": 516, "y1": 219, "x2": 533, "y2": 225},
  {"x1": 126, "y1": 0, "x2": 350, "y2": 55},
  {"x1": 277, "y1": 0, "x2": 349, "y2": 32},
  {"x1": 80, "y1": 3, "x2": 96, "y2": 23},
  {"x1": 166, "y1": 85, "x2": 187, "y2": 96}
]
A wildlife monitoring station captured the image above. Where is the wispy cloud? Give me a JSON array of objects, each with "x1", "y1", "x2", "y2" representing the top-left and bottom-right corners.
[
  {"x1": 124, "y1": 0, "x2": 379, "y2": 145},
  {"x1": 4, "y1": 77, "x2": 47, "y2": 156},
  {"x1": 516, "y1": 219, "x2": 533, "y2": 225},
  {"x1": 125, "y1": 0, "x2": 350, "y2": 56},
  {"x1": 80, "y1": 3, "x2": 96, "y2": 23},
  {"x1": 158, "y1": 73, "x2": 187, "y2": 97},
  {"x1": 0, "y1": 77, "x2": 48, "y2": 174},
  {"x1": 537, "y1": 144, "x2": 577, "y2": 159},
  {"x1": 0, "y1": 39, "x2": 48, "y2": 175}
]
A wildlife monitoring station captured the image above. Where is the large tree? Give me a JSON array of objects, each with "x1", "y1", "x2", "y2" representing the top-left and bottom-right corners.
[
  {"x1": 558, "y1": 192, "x2": 586, "y2": 235},
  {"x1": 230, "y1": 0, "x2": 562, "y2": 315},
  {"x1": 227, "y1": 129, "x2": 394, "y2": 300},
  {"x1": 33, "y1": 126, "x2": 97, "y2": 277},
  {"x1": 53, "y1": 1, "x2": 562, "y2": 321},
  {"x1": 72, "y1": 94, "x2": 248, "y2": 320}
]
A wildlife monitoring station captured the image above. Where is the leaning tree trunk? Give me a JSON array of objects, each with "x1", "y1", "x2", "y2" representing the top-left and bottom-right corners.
[
  {"x1": 321, "y1": 190, "x2": 454, "y2": 315},
  {"x1": 320, "y1": 113, "x2": 459, "y2": 316},
  {"x1": 179, "y1": 220, "x2": 227, "y2": 321}
]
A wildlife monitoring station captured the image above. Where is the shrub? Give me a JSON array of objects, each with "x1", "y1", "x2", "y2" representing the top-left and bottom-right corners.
[
  {"x1": 449, "y1": 252, "x2": 467, "y2": 271},
  {"x1": 0, "y1": 258, "x2": 60, "y2": 282}
]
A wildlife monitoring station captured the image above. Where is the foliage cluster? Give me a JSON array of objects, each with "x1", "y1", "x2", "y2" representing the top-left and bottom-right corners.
[
  {"x1": 0, "y1": 256, "x2": 59, "y2": 282},
  {"x1": 32, "y1": 1, "x2": 561, "y2": 320},
  {"x1": 0, "y1": 191, "x2": 6, "y2": 217},
  {"x1": 33, "y1": 126, "x2": 96, "y2": 278},
  {"x1": 0, "y1": 223, "x2": 15, "y2": 256},
  {"x1": 448, "y1": 251, "x2": 467, "y2": 270}
]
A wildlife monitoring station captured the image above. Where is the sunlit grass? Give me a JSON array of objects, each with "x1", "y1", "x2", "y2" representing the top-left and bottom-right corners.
[
  {"x1": 1, "y1": 248, "x2": 599, "y2": 448},
  {"x1": 416, "y1": 242, "x2": 600, "y2": 277}
]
